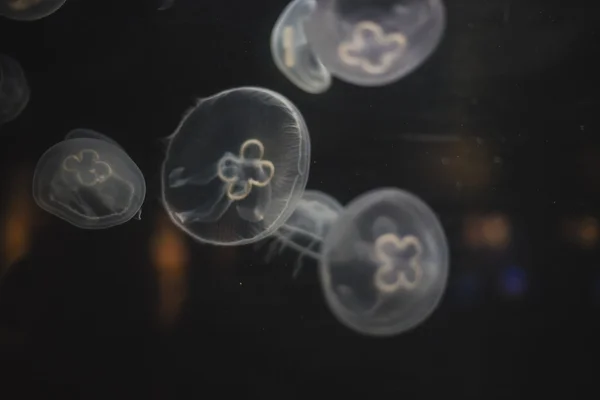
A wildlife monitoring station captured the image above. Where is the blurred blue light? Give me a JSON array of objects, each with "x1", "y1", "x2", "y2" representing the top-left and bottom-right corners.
[{"x1": 499, "y1": 266, "x2": 527, "y2": 297}]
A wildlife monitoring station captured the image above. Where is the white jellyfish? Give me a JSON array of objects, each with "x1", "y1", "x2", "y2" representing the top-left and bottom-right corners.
[
  {"x1": 0, "y1": 0, "x2": 66, "y2": 21},
  {"x1": 263, "y1": 187, "x2": 449, "y2": 337},
  {"x1": 0, "y1": 54, "x2": 30, "y2": 125},
  {"x1": 271, "y1": 0, "x2": 446, "y2": 93},
  {"x1": 161, "y1": 87, "x2": 311, "y2": 246},
  {"x1": 33, "y1": 137, "x2": 146, "y2": 229}
]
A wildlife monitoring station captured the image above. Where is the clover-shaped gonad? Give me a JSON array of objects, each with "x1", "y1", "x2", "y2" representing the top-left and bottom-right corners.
[
  {"x1": 62, "y1": 149, "x2": 113, "y2": 187},
  {"x1": 338, "y1": 21, "x2": 407, "y2": 75},
  {"x1": 373, "y1": 233, "x2": 423, "y2": 293},
  {"x1": 217, "y1": 139, "x2": 275, "y2": 201}
]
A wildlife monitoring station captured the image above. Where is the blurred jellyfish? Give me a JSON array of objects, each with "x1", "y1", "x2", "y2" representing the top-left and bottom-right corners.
[
  {"x1": 0, "y1": 54, "x2": 30, "y2": 125},
  {"x1": 271, "y1": 0, "x2": 445, "y2": 93},
  {"x1": 263, "y1": 187, "x2": 449, "y2": 336},
  {"x1": 33, "y1": 137, "x2": 146, "y2": 229},
  {"x1": 0, "y1": 0, "x2": 66, "y2": 21},
  {"x1": 161, "y1": 87, "x2": 311, "y2": 246},
  {"x1": 261, "y1": 190, "x2": 343, "y2": 276},
  {"x1": 64, "y1": 128, "x2": 122, "y2": 149},
  {"x1": 158, "y1": 0, "x2": 174, "y2": 10}
]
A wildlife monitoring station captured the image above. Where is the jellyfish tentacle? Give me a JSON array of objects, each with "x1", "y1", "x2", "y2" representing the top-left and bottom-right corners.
[
  {"x1": 292, "y1": 237, "x2": 319, "y2": 278},
  {"x1": 173, "y1": 182, "x2": 231, "y2": 224},
  {"x1": 168, "y1": 166, "x2": 218, "y2": 188}
]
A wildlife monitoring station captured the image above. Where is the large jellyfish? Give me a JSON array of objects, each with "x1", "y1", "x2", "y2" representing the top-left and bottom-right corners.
[
  {"x1": 0, "y1": 0, "x2": 66, "y2": 21},
  {"x1": 264, "y1": 187, "x2": 449, "y2": 337},
  {"x1": 161, "y1": 87, "x2": 311, "y2": 246},
  {"x1": 271, "y1": 0, "x2": 446, "y2": 93},
  {"x1": 0, "y1": 54, "x2": 30, "y2": 125},
  {"x1": 33, "y1": 137, "x2": 146, "y2": 229}
]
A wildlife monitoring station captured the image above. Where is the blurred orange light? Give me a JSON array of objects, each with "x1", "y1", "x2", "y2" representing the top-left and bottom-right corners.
[
  {"x1": 150, "y1": 213, "x2": 189, "y2": 328},
  {"x1": 463, "y1": 213, "x2": 511, "y2": 250},
  {"x1": 1, "y1": 166, "x2": 37, "y2": 278}
]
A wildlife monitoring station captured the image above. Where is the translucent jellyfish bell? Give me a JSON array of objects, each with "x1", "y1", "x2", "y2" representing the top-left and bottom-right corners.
[
  {"x1": 64, "y1": 128, "x2": 121, "y2": 149},
  {"x1": 271, "y1": 0, "x2": 332, "y2": 94},
  {"x1": 272, "y1": 0, "x2": 445, "y2": 92},
  {"x1": 0, "y1": 0, "x2": 66, "y2": 21},
  {"x1": 0, "y1": 54, "x2": 30, "y2": 125},
  {"x1": 262, "y1": 187, "x2": 448, "y2": 336},
  {"x1": 261, "y1": 190, "x2": 343, "y2": 276},
  {"x1": 320, "y1": 188, "x2": 449, "y2": 336},
  {"x1": 161, "y1": 87, "x2": 311, "y2": 246},
  {"x1": 33, "y1": 138, "x2": 146, "y2": 229}
]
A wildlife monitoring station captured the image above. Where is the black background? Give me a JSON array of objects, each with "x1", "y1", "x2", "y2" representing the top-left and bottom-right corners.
[{"x1": 1, "y1": 0, "x2": 599, "y2": 398}]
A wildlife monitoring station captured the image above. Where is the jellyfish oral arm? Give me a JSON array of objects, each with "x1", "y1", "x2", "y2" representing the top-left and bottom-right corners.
[
  {"x1": 173, "y1": 182, "x2": 231, "y2": 224},
  {"x1": 168, "y1": 166, "x2": 218, "y2": 188}
]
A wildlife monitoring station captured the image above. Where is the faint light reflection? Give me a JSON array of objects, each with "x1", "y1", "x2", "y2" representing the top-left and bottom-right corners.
[
  {"x1": 498, "y1": 266, "x2": 527, "y2": 298},
  {"x1": 150, "y1": 213, "x2": 189, "y2": 328},
  {"x1": 464, "y1": 213, "x2": 511, "y2": 250},
  {"x1": 451, "y1": 272, "x2": 483, "y2": 308},
  {"x1": 563, "y1": 216, "x2": 598, "y2": 248},
  {"x1": 1, "y1": 165, "x2": 38, "y2": 279}
]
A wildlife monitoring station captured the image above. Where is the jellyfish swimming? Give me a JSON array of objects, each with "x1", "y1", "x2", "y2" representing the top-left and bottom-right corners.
[
  {"x1": 263, "y1": 187, "x2": 449, "y2": 337},
  {"x1": 261, "y1": 190, "x2": 343, "y2": 277},
  {"x1": 161, "y1": 87, "x2": 311, "y2": 246},
  {"x1": 33, "y1": 137, "x2": 146, "y2": 229},
  {"x1": 0, "y1": 0, "x2": 66, "y2": 21},
  {"x1": 271, "y1": 0, "x2": 446, "y2": 93},
  {"x1": 0, "y1": 54, "x2": 30, "y2": 125},
  {"x1": 64, "y1": 128, "x2": 122, "y2": 149}
]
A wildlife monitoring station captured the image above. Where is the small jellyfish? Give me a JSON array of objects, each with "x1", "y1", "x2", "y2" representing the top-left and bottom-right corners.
[
  {"x1": 271, "y1": 0, "x2": 332, "y2": 94},
  {"x1": 64, "y1": 128, "x2": 122, "y2": 149},
  {"x1": 33, "y1": 137, "x2": 146, "y2": 229},
  {"x1": 272, "y1": 0, "x2": 446, "y2": 92},
  {"x1": 260, "y1": 190, "x2": 343, "y2": 277},
  {"x1": 0, "y1": 54, "x2": 30, "y2": 125},
  {"x1": 263, "y1": 187, "x2": 448, "y2": 336},
  {"x1": 0, "y1": 0, "x2": 66, "y2": 21},
  {"x1": 161, "y1": 87, "x2": 310, "y2": 246}
]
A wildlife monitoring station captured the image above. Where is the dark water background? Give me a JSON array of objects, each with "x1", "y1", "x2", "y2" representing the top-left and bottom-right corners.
[{"x1": 1, "y1": 0, "x2": 599, "y2": 398}]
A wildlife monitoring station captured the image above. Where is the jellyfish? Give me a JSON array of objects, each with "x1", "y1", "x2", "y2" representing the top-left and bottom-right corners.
[
  {"x1": 264, "y1": 187, "x2": 449, "y2": 337},
  {"x1": 0, "y1": 0, "x2": 66, "y2": 21},
  {"x1": 161, "y1": 87, "x2": 311, "y2": 246},
  {"x1": 33, "y1": 137, "x2": 146, "y2": 229},
  {"x1": 271, "y1": 0, "x2": 446, "y2": 93},
  {"x1": 0, "y1": 54, "x2": 30, "y2": 125},
  {"x1": 158, "y1": 0, "x2": 174, "y2": 11},
  {"x1": 64, "y1": 128, "x2": 122, "y2": 149},
  {"x1": 260, "y1": 190, "x2": 343, "y2": 277}
]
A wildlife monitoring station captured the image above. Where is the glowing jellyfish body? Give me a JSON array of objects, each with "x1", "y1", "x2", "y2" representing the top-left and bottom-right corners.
[
  {"x1": 264, "y1": 188, "x2": 448, "y2": 336},
  {"x1": 64, "y1": 128, "x2": 122, "y2": 149},
  {"x1": 33, "y1": 138, "x2": 146, "y2": 229},
  {"x1": 161, "y1": 87, "x2": 310, "y2": 246},
  {"x1": 0, "y1": 54, "x2": 30, "y2": 125},
  {"x1": 272, "y1": 0, "x2": 445, "y2": 92},
  {"x1": 264, "y1": 190, "x2": 343, "y2": 276},
  {"x1": 271, "y1": 0, "x2": 332, "y2": 94},
  {"x1": 0, "y1": 0, "x2": 66, "y2": 21},
  {"x1": 320, "y1": 188, "x2": 448, "y2": 336}
]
